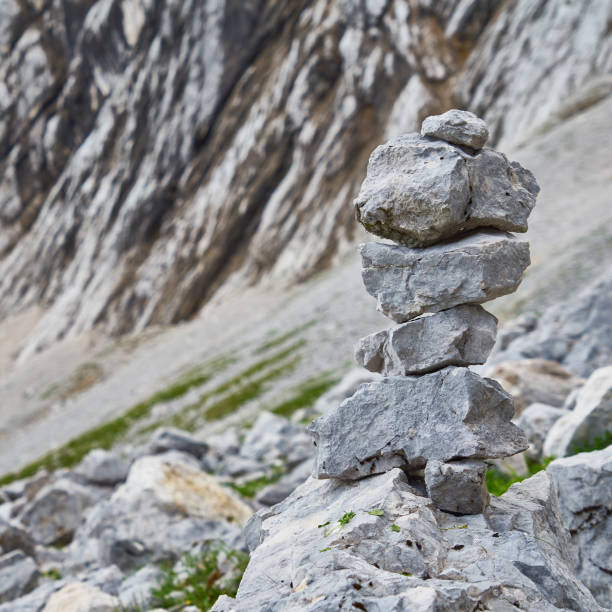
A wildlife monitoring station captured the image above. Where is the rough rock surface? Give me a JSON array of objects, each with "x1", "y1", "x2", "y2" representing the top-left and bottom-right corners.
[
  {"x1": 361, "y1": 230, "x2": 530, "y2": 322},
  {"x1": 214, "y1": 468, "x2": 601, "y2": 611},
  {"x1": 424, "y1": 459, "x2": 488, "y2": 515},
  {"x1": 308, "y1": 367, "x2": 527, "y2": 480},
  {"x1": 354, "y1": 134, "x2": 537, "y2": 245},
  {"x1": 67, "y1": 451, "x2": 251, "y2": 570},
  {"x1": 490, "y1": 269, "x2": 612, "y2": 377},
  {"x1": 543, "y1": 366, "x2": 612, "y2": 458},
  {"x1": 485, "y1": 358, "x2": 584, "y2": 417},
  {"x1": 76, "y1": 449, "x2": 129, "y2": 486},
  {"x1": 147, "y1": 427, "x2": 208, "y2": 458},
  {"x1": 0, "y1": 550, "x2": 38, "y2": 603},
  {"x1": 421, "y1": 109, "x2": 488, "y2": 149},
  {"x1": 548, "y1": 448, "x2": 612, "y2": 607},
  {"x1": 355, "y1": 304, "x2": 497, "y2": 375},
  {"x1": 1, "y1": 0, "x2": 610, "y2": 356}
]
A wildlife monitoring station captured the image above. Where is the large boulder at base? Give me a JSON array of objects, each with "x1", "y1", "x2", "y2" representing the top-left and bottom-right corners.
[
  {"x1": 308, "y1": 367, "x2": 527, "y2": 480},
  {"x1": 547, "y1": 448, "x2": 612, "y2": 607},
  {"x1": 360, "y1": 230, "x2": 530, "y2": 323},
  {"x1": 212, "y1": 468, "x2": 600, "y2": 611},
  {"x1": 0, "y1": 550, "x2": 38, "y2": 603},
  {"x1": 489, "y1": 269, "x2": 612, "y2": 378},
  {"x1": 354, "y1": 133, "x2": 538, "y2": 246},
  {"x1": 42, "y1": 582, "x2": 119, "y2": 612},
  {"x1": 485, "y1": 358, "x2": 584, "y2": 417},
  {"x1": 356, "y1": 305, "x2": 497, "y2": 375},
  {"x1": 421, "y1": 109, "x2": 489, "y2": 149},
  {"x1": 66, "y1": 451, "x2": 251, "y2": 571},
  {"x1": 543, "y1": 366, "x2": 612, "y2": 458}
]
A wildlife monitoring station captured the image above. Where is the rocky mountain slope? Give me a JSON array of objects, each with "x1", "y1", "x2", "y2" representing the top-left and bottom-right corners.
[{"x1": 1, "y1": 0, "x2": 611, "y2": 359}]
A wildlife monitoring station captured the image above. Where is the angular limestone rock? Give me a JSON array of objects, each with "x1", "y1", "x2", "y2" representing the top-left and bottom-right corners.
[
  {"x1": 421, "y1": 109, "x2": 489, "y2": 149},
  {"x1": 354, "y1": 133, "x2": 538, "y2": 246},
  {"x1": 308, "y1": 367, "x2": 527, "y2": 480},
  {"x1": 355, "y1": 305, "x2": 497, "y2": 375},
  {"x1": 361, "y1": 230, "x2": 530, "y2": 323},
  {"x1": 424, "y1": 459, "x2": 489, "y2": 515}
]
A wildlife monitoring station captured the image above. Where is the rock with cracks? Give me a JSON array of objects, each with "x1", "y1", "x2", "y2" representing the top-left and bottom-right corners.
[
  {"x1": 308, "y1": 367, "x2": 527, "y2": 480},
  {"x1": 360, "y1": 230, "x2": 530, "y2": 323},
  {"x1": 355, "y1": 305, "x2": 497, "y2": 375}
]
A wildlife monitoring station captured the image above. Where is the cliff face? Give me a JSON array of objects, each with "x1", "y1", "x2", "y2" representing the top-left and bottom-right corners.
[{"x1": 1, "y1": 0, "x2": 610, "y2": 357}]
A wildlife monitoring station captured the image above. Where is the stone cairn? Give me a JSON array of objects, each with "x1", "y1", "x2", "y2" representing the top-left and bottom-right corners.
[{"x1": 309, "y1": 109, "x2": 540, "y2": 515}]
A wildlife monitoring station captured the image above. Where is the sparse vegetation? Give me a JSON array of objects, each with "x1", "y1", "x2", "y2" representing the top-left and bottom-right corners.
[
  {"x1": 141, "y1": 543, "x2": 248, "y2": 611},
  {"x1": 40, "y1": 362, "x2": 105, "y2": 401},
  {"x1": 269, "y1": 373, "x2": 339, "y2": 419},
  {"x1": 255, "y1": 319, "x2": 316, "y2": 354},
  {"x1": 321, "y1": 511, "x2": 356, "y2": 537},
  {"x1": 226, "y1": 464, "x2": 285, "y2": 498},
  {"x1": 391, "y1": 524, "x2": 400, "y2": 533}
]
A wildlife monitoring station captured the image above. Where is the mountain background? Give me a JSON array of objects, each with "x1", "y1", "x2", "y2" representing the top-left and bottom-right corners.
[{"x1": 1, "y1": 0, "x2": 611, "y2": 472}]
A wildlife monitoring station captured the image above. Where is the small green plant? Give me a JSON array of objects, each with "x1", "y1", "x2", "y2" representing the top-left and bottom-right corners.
[
  {"x1": 391, "y1": 524, "x2": 400, "y2": 533},
  {"x1": 366, "y1": 509, "x2": 384, "y2": 516},
  {"x1": 322, "y1": 511, "x2": 356, "y2": 537},
  {"x1": 486, "y1": 456, "x2": 555, "y2": 497},
  {"x1": 440, "y1": 524, "x2": 468, "y2": 531},
  {"x1": 319, "y1": 547, "x2": 332, "y2": 552},
  {"x1": 42, "y1": 568, "x2": 62, "y2": 580},
  {"x1": 150, "y1": 542, "x2": 248, "y2": 611},
  {"x1": 226, "y1": 465, "x2": 285, "y2": 498}
]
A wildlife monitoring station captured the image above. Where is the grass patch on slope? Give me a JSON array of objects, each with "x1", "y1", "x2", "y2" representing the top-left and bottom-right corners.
[
  {"x1": 255, "y1": 319, "x2": 316, "y2": 355},
  {"x1": 269, "y1": 372, "x2": 339, "y2": 419},
  {"x1": 0, "y1": 356, "x2": 233, "y2": 486}
]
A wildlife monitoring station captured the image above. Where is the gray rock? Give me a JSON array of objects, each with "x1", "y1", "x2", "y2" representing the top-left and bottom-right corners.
[
  {"x1": 147, "y1": 427, "x2": 208, "y2": 458},
  {"x1": 76, "y1": 449, "x2": 129, "y2": 486},
  {"x1": 425, "y1": 460, "x2": 488, "y2": 515},
  {"x1": 543, "y1": 366, "x2": 612, "y2": 458},
  {"x1": 66, "y1": 452, "x2": 250, "y2": 571},
  {"x1": 547, "y1": 448, "x2": 612, "y2": 607},
  {"x1": 361, "y1": 230, "x2": 530, "y2": 323},
  {"x1": 485, "y1": 359, "x2": 585, "y2": 416},
  {"x1": 516, "y1": 403, "x2": 569, "y2": 461},
  {"x1": 239, "y1": 412, "x2": 312, "y2": 468},
  {"x1": 17, "y1": 478, "x2": 100, "y2": 546},
  {"x1": 256, "y1": 460, "x2": 313, "y2": 507},
  {"x1": 0, "y1": 518, "x2": 35, "y2": 558},
  {"x1": 309, "y1": 367, "x2": 527, "y2": 480},
  {"x1": 355, "y1": 305, "x2": 497, "y2": 375},
  {"x1": 421, "y1": 109, "x2": 489, "y2": 149},
  {"x1": 489, "y1": 269, "x2": 612, "y2": 377},
  {"x1": 0, "y1": 550, "x2": 38, "y2": 603},
  {"x1": 118, "y1": 565, "x2": 163, "y2": 610},
  {"x1": 214, "y1": 468, "x2": 600, "y2": 611},
  {"x1": 0, "y1": 580, "x2": 60, "y2": 612},
  {"x1": 354, "y1": 133, "x2": 538, "y2": 246}
]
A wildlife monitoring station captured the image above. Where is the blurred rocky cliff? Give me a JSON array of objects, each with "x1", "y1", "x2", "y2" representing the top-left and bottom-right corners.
[{"x1": 1, "y1": 0, "x2": 611, "y2": 358}]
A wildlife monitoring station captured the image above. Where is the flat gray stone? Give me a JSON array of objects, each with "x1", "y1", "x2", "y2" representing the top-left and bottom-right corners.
[
  {"x1": 354, "y1": 134, "x2": 538, "y2": 246},
  {"x1": 147, "y1": 427, "x2": 209, "y2": 458},
  {"x1": 543, "y1": 366, "x2": 612, "y2": 458},
  {"x1": 308, "y1": 367, "x2": 527, "y2": 480},
  {"x1": 355, "y1": 305, "x2": 497, "y2": 375},
  {"x1": 361, "y1": 230, "x2": 530, "y2": 323},
  {"x1": 76, "y1": 449, "x2": 129, "y2": 486},
  {"x1": 421, "y1": 109, "x2": 489, "y2": 149},
  {"x1": 425, "y1": 460, "x2": 489, "y2": 515}
]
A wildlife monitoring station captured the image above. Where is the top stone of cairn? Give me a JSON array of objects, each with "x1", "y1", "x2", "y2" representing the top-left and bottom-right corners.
[
  {"x1": 354, "y1": 110, "x2": 539, "y2": 247},
  {"x1": 421, "y1": 109, "x2": 489, "y2": 149}
]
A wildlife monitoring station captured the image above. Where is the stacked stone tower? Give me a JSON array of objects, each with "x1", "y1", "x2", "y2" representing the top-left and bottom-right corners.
[{"x1": 309, "y1": 110, "x2": 539, "y2": 515}]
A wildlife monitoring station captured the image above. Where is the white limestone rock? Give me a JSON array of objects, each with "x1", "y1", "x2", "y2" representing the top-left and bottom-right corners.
[
  {"x1": 355, "y1": 305, "x2": 497, "y2": 375},
  {"x1": 0, "y1": 550, "x2": 38, "y2": 604},
  {"x1": 213, "y1": 468, "x2": 601, "y2": 611},
  {"x1": 308, "y1": 367, "x2": 527, "y2": 480},
  {"x1": 361, "y1": 230, "x2": 530, "y2": 323},
  {"x1": 425, "y1": 460, "x2": 489, "y2": 515},
  {"x1": 354, "y1": 132, "x2": 538, "y2": 246},
  {"x1": 76, "y1": 449, "x2": 129, "y2": 486},
  {"x1": 543, "y1": 366, "x2": 612, "y2": 458},
  {"x1": 421, "y1": 109, "x2": 489, "y2": 149},
  {"x1": 516, "y1": 403, "x2": 569, "y2": 460},
  {"x1": 42, "y1": 582, "x2": 119, "y2": 612}
]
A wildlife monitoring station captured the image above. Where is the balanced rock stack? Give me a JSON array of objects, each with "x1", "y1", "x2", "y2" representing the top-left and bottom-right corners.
[{"x1": 309, "y1": 110, "x2": 539, "y2": 515}]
